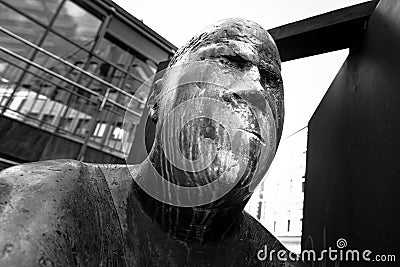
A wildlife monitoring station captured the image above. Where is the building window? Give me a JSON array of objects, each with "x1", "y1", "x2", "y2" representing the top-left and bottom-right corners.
[
  {"x1": 131, "y1": 57, "x2": 154, "y2": 81},
  {"x1": 36, "y1": 32, "x2": 89, "y2": 82},
  {"x1": 42, "y1": 114, "x2": 55, "y2": 125},
  {"x1": 2, "y1": 0, "x2": 62, "y2": 26},
  {"x1": 93, "y1": 122, "x2": 107, "y2": 137},
  {"x1": 59, "y1": 117, "x2": 73, "y2": 131},
  {"x1": 74, "y1": 118, "x2": 90, "y2": 136},
  {"x1": 15, "y1": 99, "x2": 26, "y2": 113},
  {"x1": 52, "y1": 0, "x2": 101, "y2": 50},
  {"x1": 112, "y1": 125, "x2": 124, "y2": 140},
  {"x1": 0, "y1": 3, "x2": 46, "y2": 58},
  {"x1": 95, "y1": 36, "x2": 133, "y2": 71}
]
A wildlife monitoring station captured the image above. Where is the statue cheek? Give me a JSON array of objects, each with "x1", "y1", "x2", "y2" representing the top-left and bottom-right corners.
[{"x1": 220, "y1": 131, "x2": 259, "y2": 187}]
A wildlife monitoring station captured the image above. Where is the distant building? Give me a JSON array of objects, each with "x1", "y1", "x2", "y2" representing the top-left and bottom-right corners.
[
  {"x1": 245, "y1": 128, "x2": 307, "y2": 254},
  {"x1": 0, "y1": 0, "x2": 176, "y2": 169}
]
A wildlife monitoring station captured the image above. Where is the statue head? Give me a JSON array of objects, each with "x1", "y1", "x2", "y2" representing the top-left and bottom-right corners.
[{"x1": 146, "y1": 18, "x2": 284, "y2": 208}]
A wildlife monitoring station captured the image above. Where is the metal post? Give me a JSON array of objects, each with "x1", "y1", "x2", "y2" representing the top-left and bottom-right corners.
[{"x1": 76, "y1": 8, "x2": 113, "y2": 161}]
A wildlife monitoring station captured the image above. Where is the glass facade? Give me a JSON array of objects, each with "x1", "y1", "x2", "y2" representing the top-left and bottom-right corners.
[{"x1": 0, "y1": 0, "x2": 161, "y2": 159}]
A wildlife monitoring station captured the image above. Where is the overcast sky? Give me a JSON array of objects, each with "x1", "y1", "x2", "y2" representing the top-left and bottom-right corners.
[{"x1": 115, "y1": 0, "x2": 368, "y2": 48}]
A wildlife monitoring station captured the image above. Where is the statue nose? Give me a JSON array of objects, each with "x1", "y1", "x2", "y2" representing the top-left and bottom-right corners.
[{"x1": 220, "y1": 85, "x2": 268, "y2": 115}]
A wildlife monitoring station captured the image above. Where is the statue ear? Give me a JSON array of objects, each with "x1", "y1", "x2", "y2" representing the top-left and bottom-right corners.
[{"x1": 147, "y1": 78, "x2": 163, "y2": 123}]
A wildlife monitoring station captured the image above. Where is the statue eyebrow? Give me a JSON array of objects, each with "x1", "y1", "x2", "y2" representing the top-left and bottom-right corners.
[{"x1": 217, "y1": 54, "x2": 251, "y2": 67}]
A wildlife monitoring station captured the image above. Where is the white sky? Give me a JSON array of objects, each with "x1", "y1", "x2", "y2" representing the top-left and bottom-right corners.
[
  {"x1": 114, "y1": 0, "x2": 368, "y2": 137},
  {"x1": 115, "y1": 0, "x2": 368, "y2": 48}
]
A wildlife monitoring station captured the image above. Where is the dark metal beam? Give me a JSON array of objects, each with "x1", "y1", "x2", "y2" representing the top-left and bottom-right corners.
[{"x1": 268, "y1": 1, "x2": 379, "y2": 62}]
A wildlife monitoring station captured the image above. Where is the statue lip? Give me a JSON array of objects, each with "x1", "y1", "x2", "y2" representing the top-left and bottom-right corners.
[{"x1": 237, "y1": 127, "x2": 266, "y2": 145}]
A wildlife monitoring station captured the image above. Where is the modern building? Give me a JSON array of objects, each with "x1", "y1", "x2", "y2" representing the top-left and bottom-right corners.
[{"x1": 0, "y1": 0, "x2": 176, "y2": 169}]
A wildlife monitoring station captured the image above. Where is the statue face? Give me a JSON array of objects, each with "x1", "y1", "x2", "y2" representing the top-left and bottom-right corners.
[{"x1": 149, "y1": 18, "x2": 283, "y2": 206}]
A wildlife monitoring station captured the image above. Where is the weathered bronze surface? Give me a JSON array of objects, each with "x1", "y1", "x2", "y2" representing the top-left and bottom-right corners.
[{"x1": 0, "y1": 18, "x2": 294, "y2": 266}]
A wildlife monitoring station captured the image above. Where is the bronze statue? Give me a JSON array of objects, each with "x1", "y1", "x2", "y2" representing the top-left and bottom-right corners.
[{"x1": 0, "y1": 18, "x2": 294, "y2": 266}]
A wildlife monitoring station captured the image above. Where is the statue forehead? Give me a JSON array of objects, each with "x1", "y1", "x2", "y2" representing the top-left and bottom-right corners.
[{"x1": 168, "y1": 18, "x2": 281, "y2": 74}]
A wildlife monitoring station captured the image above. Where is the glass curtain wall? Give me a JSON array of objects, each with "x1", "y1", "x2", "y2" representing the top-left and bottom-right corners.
[{"x1": 0, "y1": 0, "x2": 155, "y2": 158}]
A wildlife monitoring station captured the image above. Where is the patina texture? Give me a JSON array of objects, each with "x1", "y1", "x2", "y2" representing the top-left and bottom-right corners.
[
  {"x1": 0, "y1": 161, "x2": 126, "y2": 266},
  {"x1": 166, "y1": 18, "x2": 284, "y2": 143}
]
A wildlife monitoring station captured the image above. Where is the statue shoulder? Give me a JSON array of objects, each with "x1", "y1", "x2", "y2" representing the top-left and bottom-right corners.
[
  {"x1": 95, "y1": 163, "x2": 138, "y2": 194},
  {"x1": 0, "y1": 159, "x2": 88, "y2": 219},
  {"x1": 237, "y1": 211, "x2": 299, "y2": 266},
  {"x1": 0, "y1": 158, "x2": 83, "y2": 182},
  {"x1": 0, "y1": 160, "x2": 126, "y2": 266},
  {"x1": 0, "y1": 159, "x2": 85, "y2": 219},
  {"x1": 240, "y1": 211, "x2": 286, "y2": 250}
]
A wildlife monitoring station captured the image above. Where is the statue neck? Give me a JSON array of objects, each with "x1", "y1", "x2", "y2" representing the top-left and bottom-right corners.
[{"x1": 132, "y1": 146, "x2": 249, "y2": 243}]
